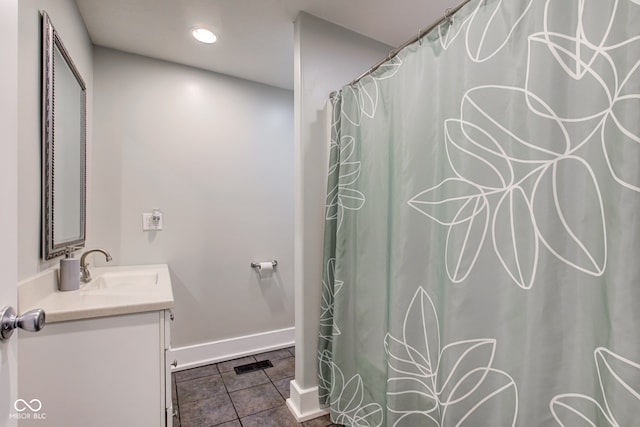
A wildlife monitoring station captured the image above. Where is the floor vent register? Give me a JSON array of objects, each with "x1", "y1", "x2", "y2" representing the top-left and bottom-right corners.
[{"x1": 234, "y1": 360, "x2": 273, "y2": 375}]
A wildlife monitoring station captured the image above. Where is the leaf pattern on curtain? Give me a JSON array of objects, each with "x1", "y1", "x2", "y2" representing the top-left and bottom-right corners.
[
  {"x1": 319, "y1": 350, "x2": 385, "y2": 427},
  {"x1": 385, "y1": 287, "x2": 518, "y2": 427},
  {"x1": 318, "y1": 0, "x2": 640, "y2": 425},
  {"x1": 465, "y1": 0, "x2": 535, "y2": 62},
  {"x1": 320, "y1": 258, "x2": 343, "y2": 343},
  {"x1": 341, "y1": 57, "x2": 403, "y2": 127},
  {"x1": 326, "y1": 136, "x2": 366, "y2": 232},
  {"x1": 550, "y1": 348, "x2": 640, "y2": 426},
  {"x1": 435, "y1": 0, "x2": 535, "y2": 58},
  {"x1": 409, "y1": 0, "x2": 640, "y2": 289}
]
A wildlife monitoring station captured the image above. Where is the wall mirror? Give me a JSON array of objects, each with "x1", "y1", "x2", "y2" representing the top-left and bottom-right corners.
[{"x1": 41, "y1": 11, "x2": 87, "y2": 260}]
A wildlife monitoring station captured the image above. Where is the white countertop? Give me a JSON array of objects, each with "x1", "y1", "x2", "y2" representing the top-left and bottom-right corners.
[{"x1": 18, "y1": 264, "x2": 175, "y2": 323}]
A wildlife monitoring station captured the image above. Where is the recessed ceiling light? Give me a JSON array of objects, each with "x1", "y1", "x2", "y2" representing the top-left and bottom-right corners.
[{"x1": 191, "y1": 28, "x2": 217, "y2": 44}]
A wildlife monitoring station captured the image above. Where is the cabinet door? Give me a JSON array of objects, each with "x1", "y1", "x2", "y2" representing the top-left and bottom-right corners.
[{"x1": 19, "y1": 312, "x2": 163, "y2": 427}]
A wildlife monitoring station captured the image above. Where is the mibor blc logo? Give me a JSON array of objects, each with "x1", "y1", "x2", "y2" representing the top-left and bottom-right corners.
[{"x1": 10, "y1": 398, "x2": 46, "y2": 420}]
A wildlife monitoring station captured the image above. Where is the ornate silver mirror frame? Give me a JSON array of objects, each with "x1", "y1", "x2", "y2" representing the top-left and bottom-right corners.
[{"x1": 41, "y1": 11, "x2": 87, "y2": 260}]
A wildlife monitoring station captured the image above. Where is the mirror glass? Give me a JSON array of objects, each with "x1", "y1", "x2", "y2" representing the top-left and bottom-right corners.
[{"x1": 42, "y1": 12, "x2": 86, "y2": 260}]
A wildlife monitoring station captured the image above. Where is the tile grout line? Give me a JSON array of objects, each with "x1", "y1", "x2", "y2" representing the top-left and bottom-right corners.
[
  {"x1": 175, "y1": 349, "x2": 298, "y2": 427},
  {"x1": 219, "y1": 363, "x2": 243, "y2": 426},
  {"x1": 265, "y1": 355, "x2": 302, "y2": 426},
  {"x1": 237, "y1": 354, "x2": 294, "y2": 425}
]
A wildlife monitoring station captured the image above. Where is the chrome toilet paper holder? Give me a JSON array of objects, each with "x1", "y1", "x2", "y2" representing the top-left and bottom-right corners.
[{"x1": 250, "y1": 260, "x2": 278, "y2": 270}]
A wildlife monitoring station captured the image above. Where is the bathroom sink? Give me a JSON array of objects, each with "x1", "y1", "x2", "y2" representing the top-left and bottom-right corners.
[
  {"x1": 18, "y1": 264, "x2": 174, "y2": 322},
  {"x1": 82, "y1": 270, "x2": 159, "y2": 291}
]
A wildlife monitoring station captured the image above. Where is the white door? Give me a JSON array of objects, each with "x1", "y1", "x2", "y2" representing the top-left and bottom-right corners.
[{"x1": 0, "y1": 0, "x2": 20, "y2": 425}]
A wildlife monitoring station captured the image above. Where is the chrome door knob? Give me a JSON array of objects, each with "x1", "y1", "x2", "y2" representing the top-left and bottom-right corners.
[{"x1": 0, "y1": 306, "x2": 46, "y2": 341}]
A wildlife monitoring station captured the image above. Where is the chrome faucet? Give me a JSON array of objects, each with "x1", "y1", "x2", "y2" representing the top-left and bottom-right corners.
[{"x1": 80, "y1": 249, "x2": 113, "y2": 283}]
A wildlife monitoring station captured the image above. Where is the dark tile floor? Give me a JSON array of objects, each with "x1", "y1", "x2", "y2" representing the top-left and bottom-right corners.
[{"x1": 172, "y1": 347, "x2": 343, "y2": 427}]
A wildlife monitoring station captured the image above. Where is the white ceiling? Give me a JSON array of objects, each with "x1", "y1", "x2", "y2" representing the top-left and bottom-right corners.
[{"x1": 75, "y1": 0, "x2": 462, "y2": 90}]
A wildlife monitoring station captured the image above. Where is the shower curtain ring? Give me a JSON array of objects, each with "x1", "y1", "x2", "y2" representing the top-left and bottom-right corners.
[
  {"x1": 418, "y1": 29, "x2": 423, "y2": 46},
  {"x1": 444, "y1": 7, "x2": 453, "y2": 24}
]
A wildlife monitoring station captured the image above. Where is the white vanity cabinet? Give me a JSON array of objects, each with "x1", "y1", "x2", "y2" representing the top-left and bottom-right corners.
[{"x1": 18, "y1": 309, "x2": 174, "y2": 427}]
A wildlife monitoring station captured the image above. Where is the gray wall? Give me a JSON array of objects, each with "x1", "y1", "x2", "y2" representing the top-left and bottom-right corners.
[
  {"x1": 91, "y1": 48, "x2": 295, "y2": 348},
  {"x1": 18, "y1": 0, "x2": 94, "y2": 280},
  {"x1": 294, "y1": 12, "x2": 391, "y2": 389},
  {"x1": 15, "y1": 1, "x2": 387, "y2": 373}
]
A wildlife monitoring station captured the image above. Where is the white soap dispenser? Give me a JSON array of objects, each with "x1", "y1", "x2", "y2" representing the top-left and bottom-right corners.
[{"x1": 59, "y1": 247, "x2": 80, "y2": 291}]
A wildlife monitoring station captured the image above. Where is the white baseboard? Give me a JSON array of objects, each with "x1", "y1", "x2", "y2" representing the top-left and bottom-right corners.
[
  {"x1": 169, "y1": 327, "x2": 295, "y2": 371},
  {"x1": 286, "y1": 380, "x2": 329, "y2": 422}
]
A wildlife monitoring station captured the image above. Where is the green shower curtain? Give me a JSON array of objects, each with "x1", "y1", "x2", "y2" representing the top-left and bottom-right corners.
[{"x1": 318, "y1": 0, "x2": 640, "y2": 425}]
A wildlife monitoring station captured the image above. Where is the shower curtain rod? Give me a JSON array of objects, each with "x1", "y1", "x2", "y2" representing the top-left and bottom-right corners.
[{"x1": 348, "y1": 0, "x2": 475, "y2": 86}]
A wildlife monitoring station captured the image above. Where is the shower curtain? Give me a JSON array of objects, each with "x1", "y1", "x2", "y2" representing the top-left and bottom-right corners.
[{"x1": 318, "y1": 0, "x2": 640, "y2": 426}]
